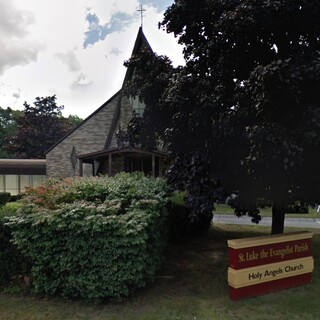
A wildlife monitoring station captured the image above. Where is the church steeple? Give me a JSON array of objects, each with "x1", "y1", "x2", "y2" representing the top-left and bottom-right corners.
[{"x1": 122, "y1": 26, "x2": 152, "y2": 87}]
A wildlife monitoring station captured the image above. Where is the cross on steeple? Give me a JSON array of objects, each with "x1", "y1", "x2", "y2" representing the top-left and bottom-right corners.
[{"x1": 138, "y1": 5, "x2": 146, "y2": 29}]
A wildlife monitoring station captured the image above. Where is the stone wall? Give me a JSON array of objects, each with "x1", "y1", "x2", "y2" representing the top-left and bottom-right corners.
[
  {"x1": 46, "y1": 93, "x2": 121, "y2": 178},
  {"x1": 108, "y1": 95, "x2": 133, "y2": 149},
  {"x1": 111, "y1": 155, "x2": 125, "y2": 176},
  {"x1": 94, "y1": 156, "x2": 124, "y2": 176},
  {"x1": 46, "y1": 90, "x2": 168, "y2": 179}
]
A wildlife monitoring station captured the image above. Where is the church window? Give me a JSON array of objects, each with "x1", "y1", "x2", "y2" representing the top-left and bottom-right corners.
[{"x1": 129, "y1": 95, "x2": 145, "y2": 117}]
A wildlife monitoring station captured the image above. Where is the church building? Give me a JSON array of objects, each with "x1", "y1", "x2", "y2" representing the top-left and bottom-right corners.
[{"x1": 46, "y1": 28, "x2": 170, "y2": 178}]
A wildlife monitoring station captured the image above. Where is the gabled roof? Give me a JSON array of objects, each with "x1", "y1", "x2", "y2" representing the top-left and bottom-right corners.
[
  {"x1": 45, "y1": 90, "x2": 121, "y2": 154},
  {"x1": 103, "y1": 27, "x2": 153, "y2": 150},
  {"x1": 122, "y1": 27, "x2": 153, "y2": 86},
  {"x1": 45, "y1": 27, "x2": 153, "y2": 155}
]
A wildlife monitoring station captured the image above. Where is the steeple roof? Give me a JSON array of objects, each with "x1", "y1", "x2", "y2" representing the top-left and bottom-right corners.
[
  {"x1": 122, "y1": 27, "x2": 153, "y2": 87},
  {"x1": 46, "y1": 28, "x2": 153, "y2": 155}
]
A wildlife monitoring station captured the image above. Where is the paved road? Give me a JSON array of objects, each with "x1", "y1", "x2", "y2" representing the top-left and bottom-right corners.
[{"x1": 213, "y1": 213, "x2": 320, "y2": 228}]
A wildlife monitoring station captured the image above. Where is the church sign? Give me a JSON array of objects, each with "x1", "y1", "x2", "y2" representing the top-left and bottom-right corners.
[{"x1": 227, "y1": 231, "x2": 314, "y2": 300}]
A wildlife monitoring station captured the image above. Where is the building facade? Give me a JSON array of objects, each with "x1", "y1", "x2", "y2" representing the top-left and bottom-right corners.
[
  {"x1": 46, "y1": 28, "x2": 169, "y2": 179},
  {"x1": 0, "y1": 159, "x2": 46, "y2": 195}
]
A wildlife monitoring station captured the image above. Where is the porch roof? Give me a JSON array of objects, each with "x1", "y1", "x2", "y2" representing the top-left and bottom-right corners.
[{"x1": 78, "y1": 147, "x2": 169, "y2": 164}]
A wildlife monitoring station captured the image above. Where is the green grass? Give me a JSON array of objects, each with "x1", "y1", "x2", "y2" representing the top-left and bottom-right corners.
[
  {"x1": 215, "y1": 204, "x2": 320, "y2": 219},
  {"x1": 1, "y1": 224, "x2": 320, "y2": 320}
]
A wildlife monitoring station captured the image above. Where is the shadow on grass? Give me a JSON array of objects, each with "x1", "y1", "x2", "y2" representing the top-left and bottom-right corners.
[
  {"x1": 1, "y1": 224, "x2": 320, "y2": 320},
  {"x1": 133, "y1": 224, "x2": 270, "y2": 305}
]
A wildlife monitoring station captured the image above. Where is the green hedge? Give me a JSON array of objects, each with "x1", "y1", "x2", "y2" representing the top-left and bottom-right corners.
[
  {"x1": 7, "y1": 173, "x2": 169, "y2": 301},
  {"x1": 167, "y1": 192, "x2": 213, "y2": 242},
  {"x1": 0, "y1": 192, "x2": 11, "y2": 207},
  {"x1": 0, "y1": 205, "x2": 30, "y2": 286}
]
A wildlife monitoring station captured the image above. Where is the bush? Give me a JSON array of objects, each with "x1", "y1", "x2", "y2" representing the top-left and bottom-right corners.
[
  {"x1": 0, "y1": 207, "x2": 30, "y2": 286},
  {"x1": 0, "y1": 202, "x2": 21, "y2": 217},
  {"x1": 0, "y1": 192, "x2": 11, "y2": 207},
  {"x1": 7, "y1": 173, "x2": 170, "y2": 301},
  {"x1": 9, "y1": 194, "x2": 23, "y2": 202},
  {"x1": 22, "y1": 173, "x2": 169, "y2": 209},
  {"x1": 286, "y1": 202, "x2": 309, "y2": 214},
  {"x1": 167, "y1": 192, "x2": 212, "y2": 242}
]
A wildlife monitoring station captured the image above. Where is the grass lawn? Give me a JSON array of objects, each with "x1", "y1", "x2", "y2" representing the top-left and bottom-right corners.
[
  {"x1": 215, "y1": 204, "x2": 320, "y2": 219},
  {"x1": 1, "y1": 224, "x2": 320, "y2": 320}
]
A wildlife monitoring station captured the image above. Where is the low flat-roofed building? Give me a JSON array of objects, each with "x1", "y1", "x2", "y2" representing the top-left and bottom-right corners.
[{"x1": 0, "y1": 159, "x2": 46, "y2": 195}]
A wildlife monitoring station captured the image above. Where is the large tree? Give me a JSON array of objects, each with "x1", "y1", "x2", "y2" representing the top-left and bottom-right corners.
[
  {"x1": 0, "y1": 107, "x2": 22, "y2": 158},
  {"x1": 124, "y1": 48, "x2": 219, "y2": 232},
  {"x1": 3, "y1": 96, "x2": 78, "y2": 159},
  {"x1": 125, "y1": 0, "x2": 320, "y2": 234}
]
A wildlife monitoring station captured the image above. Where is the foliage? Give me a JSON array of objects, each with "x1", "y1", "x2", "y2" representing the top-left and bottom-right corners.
[
  {"x1": 123, "y1": 48, "x2": 175, "y2": 151},
  {"x1": 167, "y1": 192, "x2": 197, "y2": 241},
  {"x1": 21, "y1": 178, "x2": 78, "y2": 209},
  {"x1": 7, "y1": 173, "x2": 170, "y2": 301},
  {"x1": 124, "y1": 0, "x2": 320, "y2": 234},
  {"x1": 169, "y1": 191, "x2": 185, "y2": 206},
  {"x1": 167, "y1": 202, "x2": 212, "y2": 242},
  {"x1": 116, "y1": 112, "x2": 142, "y2": 148},
  {"x1": 22, "y1": 173, "x2": 169, "y2": 210},
  {"x1": 0, "y1": 107, "x2": 22, "y2": 158},
  {"x1": 0, "y1": 193, "x2": 11, "y2": 207},
  {"x1": 286, "y1": 202, "x2": 309, "y2": 214},
  {"x1": 9, "y1": 194, "x2": 23, "y2": 202},
  {"x1": 167, "y1": 153, "x2": 217, "y2": 232},
  {"x1": 124, "y1": 51, "x2": 217, "y2": 232},
  {"x1": 0, "y1": 206, "x2": 30, "y2": 286},
  {"x1": 2, "y1": 96, "x2": 80, "y2": 159},
  {"x1": 2, "y1": 225, "x2": 320, "y2": 320},
  {"x1": 0, "y1": 202, "x2": 21, "y2": 218},
  {"x1": 66, "y1": 114, "x2": 83, "y2": 126}
]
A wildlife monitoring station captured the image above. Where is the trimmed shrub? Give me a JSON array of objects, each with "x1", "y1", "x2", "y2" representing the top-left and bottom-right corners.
[
  {"x1": 9, "y1": 194, "x2": 23, "y2": 202},
  {"x1": 22, "y1": 173, "x2": 169, "y2": 210},
  {"x1": 0, "y1": 192, "x2": 11, "y2": 207},
  {"x1": 0, "y1": 202, "x2": 22, "y2": 215},
  {"x1": 286, "y1": 201, "x2": 309, "y2": 214},
  {"x1": 7, "y1": 173, "x2": 169, "y2": 301},
  {"x1": 167, "y1": 192, "x2": 213, "y2": 242},
  {"x1": 0, "y1": 206, "x2": 30, "y2": 286}
]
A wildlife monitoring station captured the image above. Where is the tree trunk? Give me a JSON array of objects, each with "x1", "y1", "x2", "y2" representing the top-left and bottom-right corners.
[{"x1": 271, "y1": 202, "x2": 286, "y2": 234}]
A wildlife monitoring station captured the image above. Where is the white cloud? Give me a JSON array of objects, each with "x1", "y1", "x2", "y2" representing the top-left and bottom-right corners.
[
  {"x1": 12, "y1": 89, "x2": 21, "y2": 99},
  {"x1": 0, "y1": 0, "x2": 44, "y2": 74},
  {"x1": 0, "y1": 0, "x2": 31, "y2": 37},
  {"x1": 0, "y1": 82, "x2": 21, "y2": 107},
  {"x1": 0, "y1": 0, "x2": 184, "y2": 119},
  {"x1": 70, "y1": 73, "x2": 93, "y2": 90},
  {"x1": 55, "y1": 51, "x2": 82, "y2": 73},
  {"x1": 110, "y1": 47, "x2": 122, "y2": 56}
]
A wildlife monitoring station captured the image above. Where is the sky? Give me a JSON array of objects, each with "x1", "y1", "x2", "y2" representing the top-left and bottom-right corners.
[{"x1": 0, "y1": 0, "x2": 184, "y2": 119}]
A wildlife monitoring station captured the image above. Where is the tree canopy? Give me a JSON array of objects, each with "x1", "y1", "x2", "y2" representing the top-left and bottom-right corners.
[
  {"x1": 125, "y1": 0, "x2": 320, "y2": 234},
  {"x1": 0, "y1": 107, "x2": 22, "y2": 158},
  {"x1": 2, "y1": 96, "x2": 82, "y2": 159}
]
